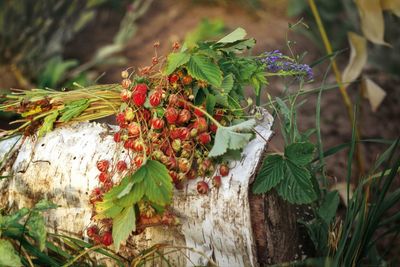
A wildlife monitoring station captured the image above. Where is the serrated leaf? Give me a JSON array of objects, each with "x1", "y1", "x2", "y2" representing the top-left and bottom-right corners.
[
  {"x1": 38, "y1": 111, "x2": 59, "y2": 137},
  {"x1": 116, "y1": 182, "x2": 145, "y2": 207},
  {"x1": 253, "y1": 155, "x2": 285, "y2": 194},
  {"x1": 218, "y1": 39, "x2": 256, "y2": 53},
  {"x1": 164, "y1": 52, "x2": 190, "y2": 76},
  {"x1": 220, "y1": 73, "x2": 234, "y2": 94},
  {"x1": 117, "y1": 181, "x2": 134, "y2": 199},
  {"x1": 217, "y1": 27, "x2": 247, "y2": 43},
  {"x1": 342, "y1": 32, "x2": 367, "y2": 84},
  {"x1": 208, "y1": 127, "x2": 230, "y2": 157},
  {"x1": 284, "y1": 142, "x2": 315, "y2": 166},
  {"x1": 318, "y1": 191, "x2": 339, "y2": 224},
  {"x1": 205, "y1": 93, "x2": 216, "y2": 115},
  {"x1": 187, "y1": 54, "x2": 223, "y2": 87},
  {"x1": 112, "y1": 206, "x2": 136, "y2": 251},
  {"x1": 143, "y1": 160, "x2": 173, "y2": 206},
  {"x1": 27, "y1": 211, "x2": 47, "y2": 251},
  {"x1": 276, "y1": 160, "x2": 316, "y2": 204},
  {"x1": 0, "y1": 239, "x2": 22, "y2": 267}
]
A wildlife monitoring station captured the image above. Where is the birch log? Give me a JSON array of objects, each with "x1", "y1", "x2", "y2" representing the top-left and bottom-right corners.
[{"x1": 0, "y1": 112, "x2": 308, "y2": 266}]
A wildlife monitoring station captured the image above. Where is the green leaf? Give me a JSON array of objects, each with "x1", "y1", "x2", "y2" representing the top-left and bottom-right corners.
[
  {"x1": 217, "y1": 27, "x2": 247, "y2": 43},
  {"x1": 27, "y1": 211, "x2": 47, "y2": 251},
  {"x1": 209, "y1": 119, "x2": 256, "y2": 157},
  {"x1": 253, "y1": 155, "x2": 285, "y2": 194},
  {"x1": 276, "y1": 160, "x2": 317, "y2": 204},
  {"x1": 187, "y1": 54, "x2": 223, "y2": 87},
  {"x1": 143, "y1": 160, "x2": 173, "y2": 206},
  {"x1": 205, "y1": 93, "x2": 216, "y2": 115},
  {"x1": 164, "y1": 52, "x2": 190, "y2": 76},
  {"x1": 220, "y1": 73, "x2": 234, "y2": 94},
  {"x1": 59, "y1": 99, "x2": 90, "y2": 122},
  {"x1": 112, "y1": 206, "x2": 136, "y2": 252},
  {"x1": 116, "y1": 182, "x2": 145, "y2": 207},
  {"x1": 318, "y1": 191, "x2": 340, "y2": 224},
  {"x1": 285, "y1": 142, "x2": 315, "y2": 166},
  {"x1": 0, "y1": 239, "x2": 22, "y2": 267},
  {"x1": 38, "y1": 111, "x2": 59, "y2": 137},
  {"x1": 33, "y1": 199, "x2": 58, "y2": 211},
  {"x1": 217, "y1": 39, "x2": 256, "y2": 53}
]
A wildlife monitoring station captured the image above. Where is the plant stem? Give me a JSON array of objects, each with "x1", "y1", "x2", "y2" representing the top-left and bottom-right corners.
[
  {"x1": 62, "y1": 244, "x2": 104, "y2": 267},
  {"x1": 308, "y1": 0, "x2": 365, "y2": 176}
]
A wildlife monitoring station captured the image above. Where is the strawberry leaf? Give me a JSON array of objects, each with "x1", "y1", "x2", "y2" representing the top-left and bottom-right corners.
[
  {"x1": 164, "y1": 52, "x2": 190, "y2": 76},
  {"x1": 284, "y1": 142, "x2": 315, "y2": 166},
  {"x1": 187, "y1": 54, "x2": 223, "y2": 88},
  {"x1": 0, "y1": 240, "x2": 22, "y2": 267},
  {"x1": 217, "y1": 27, "x2": 247, "y2": 43},
  {"x1": 143, "y1": 160, "x2": 173, "y2": 206},
  {"x1": 252, "y1": 155, "x2": 285, "y2": 194},
  {"x1": 38, "y1": 111, "x2": 59, "y2": 137},
  {"x1": 112, "y1": 206, "x2": 136, "y2": 251}
]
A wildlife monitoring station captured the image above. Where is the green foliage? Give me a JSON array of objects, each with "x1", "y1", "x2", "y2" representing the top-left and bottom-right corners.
[
  {"x1": 37, "y1": 57, "x2": 78, "y2": 89},
  {"x1": 112, "y1": 206, "x2": 136, "y2": 251},
  {"x1": 187, "y1": 54, "x2": 223, "y2": 87},
  {"x1": 0, "y1": 239, "x2": 22, "y2": 267}
]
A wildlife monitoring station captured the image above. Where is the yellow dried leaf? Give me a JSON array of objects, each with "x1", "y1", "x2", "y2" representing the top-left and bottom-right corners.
[
  {"x1": 381, "y1": 0, "x2": 400, "y2": 17},
  {"x1": 362, "y1": 78, "x2": 386, "y2": 112},
  {"x1": 356, "y1": 0, "x2": 387, "y2": 45},
  {"x1": 342, "y1": 32, "x2": 367, "y2": 84}
]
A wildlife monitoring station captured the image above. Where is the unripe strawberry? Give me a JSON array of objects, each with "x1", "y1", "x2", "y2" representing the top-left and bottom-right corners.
[
  {"x1": 124, "y1": 107, "x2": 135, "y2": 121},
  {"x1": 133, "y1": 83, "x2": 148, "y2": 94},
  {"x1": 96, "y1": 160, "x2": 109, "y2": 172},
  {"x1": 128, "y1": 122, "x2": 140, "y2": 137},
  {"x1": 121, "y1": 79, "x2": 131, "y2": 89},
  {"x1": 182, "y1": 75, "x2": 193, "y2": 85},
  {"x1": 178, "y1": 127, "x2": 190, "y2": 140},
  {"x1": 178, "y1": 158, "x2": 190, "y2": 173},
  {"x1": 149, "y1": 91, "x2": 162, "y2": 107},
  {"x1": 116, "y1": 161, "x2": 127, "y2": 172},
  {"x1": 169, "y1": 74, "x2": 179, "y2": 84},
  {"x1": 87, "y1": 225, "x2": 99, "y2": 238},
  {"x1": 198, "y1": 132, "x2": 211, "y2": 145},
  {"x1": 212, "y1": 175, "x2": 222, "y2": 188},
  {"x1": 168, "y1": 94, "x2": 179, "y2": 106},
  {"x1": 132, "y1": 93, "x2": 146, "y2": 106},
  {"x1": 133, "y1": 140, "x2": 144, "y2": 152},
  {"x1": 102, "y1": 231, "x2": 113, "y2": 246},
  {"x1": 177, "y1": 109, "x2": 191, "y2": 124},
  {"x1": 114, "y1": 132, "x2": 121, "y2": 142},
  {"x1": 165, "y1": 107, "x2": 179, "y2": 124},
  {"x1": 210, "y1": 123, "x2": 218, "y2": 134},
  {"x1": 193, "y1": 117, "x2": 208, "y2": 133},
  {"x1": 133, "y1": 155, "x2": 143, "y2": 167},
  {"x1": 120, "y1": 89, "x2": 131, "y2": 102},
  {"x1": 124, "y1": 139, "x2": 134, "y2": 150},
  {"x1": 152, "y1": 150, "x2": 164, "y2": 160},
  {"x1": 190, "y1": 128, "x2": 198, "y2": 137},
  {"x1": 121, "y1": 70, "x2": 129, "y2": 79},
  {"x1": 151, "y1": 118, "x2": 165, "y2": 130},
  {"x1": 180, "y1": 150, "x2": 190, "y2": 158},
  {"x1": 182, "y1": 142, "x2": 193, "y2": 151},
  {"x1": 197, "y1": 181, "x2": 209, "y2": 194},
  {"x1": 172, "y1": 139, "x2": 181, "y2": 152},
  {"x1": 219, "y1": 164, "x2": 229, "y2": 177}
]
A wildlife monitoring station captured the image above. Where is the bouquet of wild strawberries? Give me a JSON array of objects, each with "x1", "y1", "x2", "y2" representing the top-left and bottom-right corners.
[{"x1": 0, "y1": 28, "x2": 313, "y2": 250}]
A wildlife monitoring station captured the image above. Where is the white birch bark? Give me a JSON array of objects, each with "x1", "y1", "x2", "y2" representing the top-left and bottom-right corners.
[{"x1": 0, "y1": 112, "x2": 273, "y2": 267}]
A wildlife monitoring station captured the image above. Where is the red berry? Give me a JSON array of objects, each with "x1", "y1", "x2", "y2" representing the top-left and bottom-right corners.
[
  {"x1": 120, "y1": 89, "x2": 131, "y2": 102},
  {"x1": 165, "y1": 107, "x2": 179, "y2": 124},
  {"x1": 169, "y1": 171, "x2": 179, "y2": 183},
  {"x1": 114, "y1": 132, "x2": 121, "y2": 142},
  {"x1": 133, "y1": 140, "x2": 144, "y2": 152},
  {"x1": 219, "y1": 164, "x2": 229, "y2": 177},
  {"x1": 210, "y1": 123, "x2": 218, "y2": 134},
  {"x1": 132, "y1": 93, "x2": 146, "y2": 106},
  {"x1": 96, "y1": 160, "x2": 109, "y2": 172},
  {"x1": 87, "y1": 225, "x2": 99, "y2": 238},
  {"x1": 193, "y1": 107, "x2": 205, "y2": 117},
  {"x1": 99, "y1": 172, "x2": 108, "y2": 183},
  {"x1": 177, "y1": 109, "x2": 191, "y2": 124},
  {"x1": 197, "y1": 181, "x2": 209, "y2": 194},
  {"x1": 121, "y1": 79, "x2": 131, "y2": 89},
  {"x1": 182, "y1": 75, "x2": 193, "y2": 85},
  {"x1": 178, "y1": 127, "x2": 190, "y2": 140},
  {"x1": 212, "y1": 175, "x2": 222, "y2": 188},
  {"x1": 102, "y1": 231, "x2": 113, "y2": 246},
  {"x1": 169, "y1": 74, "x2": 179, "y2": 84},
  {"x1": 214, "y1": 109, "x2": 224, "y2": 121},
  {"x1": 127, "y1": 122, "x2": 140, "y2": 137},
  {"x1": 116, "y1": 161, "x2": 127, "y2": 172},
  {"x1": 187, "y1": 169, "x2": 196, "y2": 180},
  {"x1": 124, "y1": 139, "x2": 134, "y2": 150},
  {"x1": 198, "y1": 132, "x2": 211, "y2": 145},
  {"x1": 168, "y1": 94, "x2": 179, "y2": 106},
  {"x1": 134, "y1": 155, "x2": 143, "y2": 167},
  {"x1": 149, "y1": 91, "x2": 162, "y2": 107},
  {"x1": 193, "y1": 117, "x2": 208, "y2": 133},
  {"x1": 170, "y1": 128, "x2": 181, "y2": 140},
  {"x1": 151, "y1": 118, "x2": 165, "y2": 130},
  {"x1": 133, "y1": 83, "x2": 148, "y2": 94},
  {"x1": 116, "y1": 113, "x2": 126, "y2": 125},
  {"x1": 178, "y1": 158, "x2": 190, "y2": 173}
]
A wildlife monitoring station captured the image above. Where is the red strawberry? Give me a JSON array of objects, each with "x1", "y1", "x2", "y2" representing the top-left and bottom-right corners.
[
  {"x1": 177, "y1": 109, "x2": 191, "y2": 124},
  {"x1": 198, "y1": 132, "x2": 211, "y2": 145},
  {"x1": 121, "y1": 79, "x2": 131, "y2": 89},
  {"x1": 116, "y1": 161, "x2": 127, "y2": 172},
  {"x1": 212, "y1": 175, "x2": 222, "y2": 188},
  {"x1": 214, "y1": 109, "x2": 224, "y2": 121},
  {"x1": 178, "y1": 158, "x2": 190, "y2": 173},
  {"x1": 116, "y1": 113, "x2": 126, "y2": 125},
  {"x1": 87, "y1": 225, "x2": 99, "y2": 238},
  {"x1": 151, "y1": 118, "x2": 165, "y2": 130},
  {"x1": 169, "y1": 74, "x2": 179, "y2": 84},
  {"x1": 133, "y1": 155, "x2": 143, "y2": 167},
  {"x1": 128, "y1": 122, "x2": 140, "y2": 136},
  {"x1": 197, "y1": 181, "x2": 209, "y2": 194},
  {"x1": 168, "y1": 94, "x2": 179, "y2": 106},
  {"x1": 165, "y1": 107, "x2": 179, "y2": 124},
  {"x1": 124, "y1": 139, "x2": 134, "y2": 150},
  {"x1": 133, "y1": 140, "x2": 144, "y2": 152},
  {"x1": 132, "y1": 93, "x2": 146, "y2": 106},
  {"x1": 133, "y1": 83, "x2": 148, "y2": 94},
  {"x1": 169, "y1": 171, "x2": 178, "y2": 183},
  {"x1": 99, "y1": 172, "x2": 109, "y2": 183},
  {"x1": 149, "y1": 91, "x2": 162, "y2": 107},
  {"x1": 170, "y1": 128, "x2": 181, "y2": 140},
  {"x1": 96, "y1": 160, "x2": 109, "y2": 172},
  {"x1": 193, "y1": 107, "x2": 205, "y2": 117},
  {"x1": 187, "y1": 169, "x2": 196, "y2": 180},
  {"x1": 178, "y1": 127, "x2": 190, "y2": 140},
  {"x1": 114, "y1": 132, "x2": 121, "y2": 143},
  {"x1": 193, "y1": 117, "x2": 208, "y2": 133},
  {"x1": 210, "y1": 123, "x2": 218, "y2": 134},
  {"x1": 102, "y1": 231, "x2": 113, "y2": 246},
  {"x1": 219, "y1": 164, "x2": 229, "y2": 177},
  {"x1": 120, "y1": 89, "x2": 131, "y2": 102},
  {"x1": 182, "y1": 75, "x2": 193, "y2": 85}
]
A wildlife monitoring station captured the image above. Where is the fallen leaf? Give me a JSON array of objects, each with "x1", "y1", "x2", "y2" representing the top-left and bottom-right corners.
[
  {"x1": 342, "y1": 32, "x2": 367, "y2": 84},
  {"x1": 356, "y1": 0, "x2": 388, "y2": 45},
  {"x1": 362, "y1": 78, "x2": 386, "y2": 112},
  {"x1": 381, "y1": 0, "x2": 400, "y2": 17}
]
